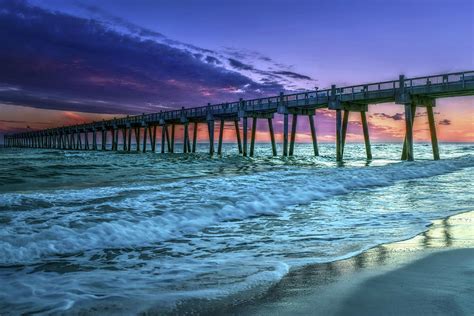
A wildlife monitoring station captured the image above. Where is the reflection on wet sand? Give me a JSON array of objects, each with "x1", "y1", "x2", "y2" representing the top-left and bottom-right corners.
[{"x1": 226, "y1": 211, "x2": 474, "y2": 316}]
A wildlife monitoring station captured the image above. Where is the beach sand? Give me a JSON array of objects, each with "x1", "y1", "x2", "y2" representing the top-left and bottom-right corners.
[
  {"x1": 334, "y1": 248, "x2": 474, "y2": 315},
  {"x1": 204, "y1": 211, "x2": 474, "y2": 316}
]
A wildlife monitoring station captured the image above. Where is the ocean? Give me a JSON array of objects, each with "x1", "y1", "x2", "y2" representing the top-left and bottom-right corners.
[{"x1": 0, "y1": 143, "x2": 473, "y2": 314}]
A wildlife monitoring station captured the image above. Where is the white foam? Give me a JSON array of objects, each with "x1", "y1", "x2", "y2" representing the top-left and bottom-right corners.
[{"x1": 0, "y1": 156, "x2": 473, "y2": 265}]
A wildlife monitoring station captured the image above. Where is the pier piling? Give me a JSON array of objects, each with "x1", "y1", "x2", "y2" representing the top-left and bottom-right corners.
[
  {"x1": 184, "y1": 122, "x2": 189, "y2": 153},
  {"x1": 161, "y1": 125, "x2": 166, "y2": 153},
  {"x1": 170, "y1": 124, "x2": 175, "y2": 153},
  {"x1": 152, "y1": 126, "x2": 157, "y2": 152},
  {"x1": 218, "y1": 119, "x2": 224, "y2": 155},
  {"x1": 243, "y1": 117, "x2": 248, "y2": 156},
  {"x1": 427, "y1": 106, "x2": 440, "y2": 160},
  {"x1": 192, "y1": 123, "x2": 198, "y2": 153},
  {"x1": 360, "y1": 111, "x2": 372, "y2": 160},
  {"x1": 235, "y1": 120, "x2": 242, "y2": 154},
  {"x1": 208, "y1": 120, "x2": 215, "y2": 155},
  {"x1": 250, "y1": 117, "x2": 257, "y2": 157},
  {"x1": 341, "y1": 110, "x2": 349, "y2": 158},
  {"x1": 93, "y1": 130, "x2": 97, "y2": 150},
  {"x1": 289, "y1": 114, "x2": 298, "y2": 156},
  {"x1": 308, "y1": 114, "x2": 319, "y2": 156},
  {"x1": 403, "y1": 104, "x2": 415, "y2": 161},
  {"x1": 268, "y1": 118, "x2": 277, "y2": 156},
  {"x1": 143, "y1": 126, "x2": 148, "y2": 153},
  {"x1": 283, "y1": 114, "x2": 289, "y2": 156},
  {"x1": 336, "y1": 109, "x2": 343, "y2": 162},
  {"x1": 127, "y1": 127, "x2": 132, "y2": 152}
]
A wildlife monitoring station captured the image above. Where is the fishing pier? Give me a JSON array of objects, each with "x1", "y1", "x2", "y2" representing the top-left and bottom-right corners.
[{"x1": 4, "y1": 71, "x2": 474, "y2": 161}]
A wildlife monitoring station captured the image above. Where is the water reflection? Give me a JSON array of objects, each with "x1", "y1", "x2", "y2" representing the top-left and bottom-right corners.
[{"x1": 229, "y1": 211, "x2": 474, "y2": 315}]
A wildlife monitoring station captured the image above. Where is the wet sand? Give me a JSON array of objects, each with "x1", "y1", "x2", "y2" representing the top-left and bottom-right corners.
[{"x1": 217, "y1": 211, "x2": 474, "y2": 316}]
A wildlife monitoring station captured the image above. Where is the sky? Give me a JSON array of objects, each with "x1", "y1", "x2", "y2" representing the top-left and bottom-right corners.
[{"x1": 0, "y1": 0, "x2": 473, "y2": 143}]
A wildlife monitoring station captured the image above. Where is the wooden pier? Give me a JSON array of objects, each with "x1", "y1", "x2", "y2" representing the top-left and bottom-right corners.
[{"x1": 4, "y1": 71, "x2": 474, "y2": 161}]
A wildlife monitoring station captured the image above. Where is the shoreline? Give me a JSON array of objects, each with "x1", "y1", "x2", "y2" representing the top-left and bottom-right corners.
[
  {"x1": 169, "y1": 210, "x2": 474, "y2": 315},
  {"x1": 229, "y1": 210, "x2": 474, "y2": 316}
]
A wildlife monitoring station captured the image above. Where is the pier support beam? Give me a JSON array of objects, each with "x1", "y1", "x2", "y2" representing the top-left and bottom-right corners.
[
  {"x1": 101, "y1": 130, "x2": 106, "y2": 150},
  {"x1": 361, "y1": 111, "x2": 372, "y2": 160},
  {"x1": 186, "y1": 128, "x2": 191, "y2": 153},
  {"x1": 399, "y1": 96, "x2": 438, "y2": 161},
  {"x1": 289, "y1": 114, "x2": 298, "y2": 156},
  {"x1": 341, "y1": 110, "x2": 349, "y2": 157},
  {"x1": 92, "y1": 130, "x2": 97, "y2": 150},
  {"x1": 336, "y1": 109, "x2": 343, "y2": 162},
  {"x1": 283, "y1": 114, "x2": 289, "y2": 156},
  {"x1": 184, "y1": 122, "x2": 189, "y2": 153},
  {"x1": 127, "y1": 127, "x2": 132, "y2": 152},
  {"x1": 250, "y1": 117, "x2": 257, "y2": 157},
  {"x1": 111, "y1": 130, "x2": 115, "y2": 151},
  {"x1": 208, "y1": 120, "x2": 215, "y2": 155},
  {"x1": 113, "y1": 129, "x2": 119, "y2": 151},
  {"x1": 192, "y1": 123, "x2": 198, "y2": 153},
  {"x1": 235, "y1": 120, "x2": 242, "y2": 154},
  {"x1": 427, "y1": 106, "x2": 440, "y2": 160},
  {"x1": 152, "y1": 126, "x2": 157, "y2": 152},
  {"x1": 135, "y1": 128, "x2": 140, "y2": 152},
  {"x1": 70, "y1": 133, "x2": 74, "y2": 149},
  {"x1": 218, "y1": 119, "x2": 224, "y2": 155},
  {"x1": 122, "y1": 129, "x2": 127, "y2": 151},
  {"x1": 77, "y1": 132, "x2": 82, "y2": 150},
  {"x1": 308, "y1": 114, "x2": 319, "y2": 156},
  {"x1": 85, "y1": 132, "x2": 90, "y2": 150},
  {"x1": 334, "y1": 105, "x2": 371, "y2": 161},
  {"x1": 403, "y1": 104, "x2": 415, "y2": 161},
  {"x1": 161, "y1": 125, "x2": 167, "y2": 153},
  {"x1": 166, "y1": 125, "x2": 171, "y2": 152},
  {"x1": 242, "y1": 117, "x2": 248, "y2": 156},
  {"x1": 143, "y1": 126, "x2": 148, "y2": 153},
  {"x1": 170, "y1": 124, "x2": 175, "y2": 153},
  {"x1": 268, "y1": 118, "x2": 277, "y2": 156}
]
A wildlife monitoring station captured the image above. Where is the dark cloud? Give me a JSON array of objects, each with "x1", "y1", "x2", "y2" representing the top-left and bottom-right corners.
[
  {"x1": 439, "y1": 119, "x2": 451, "y2": 125},
  {"x1": 372, "y1": 112, "x2": 405, "y2": 121},
  {"x1": 228, "y1": 58, "x2": 254, "y2": 71},
  {"x1": 75, "y1": 2, "x2": 165, "y2": 39},
  {"x1": 0, "y1": 0, "x2": 284, "y2": 114},
  {"x1": 205, "y1": 56, "x2": 222, "y2": 65},
  {"x1": 272, "y1": 71, "x2": 312, "y2": 81}
]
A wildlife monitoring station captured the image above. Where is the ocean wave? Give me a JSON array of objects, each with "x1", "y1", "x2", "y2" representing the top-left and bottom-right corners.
[{"x1": 0, "y1": 155, "x2": 473, "y2": 265}]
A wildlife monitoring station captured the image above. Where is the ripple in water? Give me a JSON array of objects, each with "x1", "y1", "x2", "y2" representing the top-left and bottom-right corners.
[{"x1": 0, "y1": 143, "x2": 473, "y2": 313}]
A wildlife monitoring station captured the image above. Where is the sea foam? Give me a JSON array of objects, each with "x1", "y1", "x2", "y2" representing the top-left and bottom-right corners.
[{"x1": 0, "y1": 155, "x2": 472, "y2": 265}]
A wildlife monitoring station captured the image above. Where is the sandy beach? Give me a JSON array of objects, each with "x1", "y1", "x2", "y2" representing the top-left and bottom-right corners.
[
  {"x1": 184, "y1": 211, "x2": 474, "y2": 315},
  {"x1": 334, "y1": 248, "x2": 474, "y2": 315}
]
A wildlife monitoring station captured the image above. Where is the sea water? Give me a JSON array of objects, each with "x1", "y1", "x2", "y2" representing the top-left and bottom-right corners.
[{"x1": 0, "y1": 143, "x2": 472, "y2": 313}]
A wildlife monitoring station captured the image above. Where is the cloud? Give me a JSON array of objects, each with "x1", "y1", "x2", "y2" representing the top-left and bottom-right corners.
[
  {"x1": 221, "y1": 47, "x2": 315, "y2": 88},
  {"x1": 371, "y1": 112, "x2": 405, "y2": 121},
  {"x1": 228, "y1": 58, "x2": 255, "y2": 71},
  {"x1": 439, "y1": 119, "x2": 451, "y2": 125},
  {"x1": 205, "y1": 56, "x2": 222, "y2": 65},
  {"x1": 74, "y1": 2, "x2": 165, "y2": 39},
  {"x1": 271, "y1": 71, "x2": 312, "y2": 81},
  {"x1": 0, "y1": 0, "x2": 298, "y2": 115}
]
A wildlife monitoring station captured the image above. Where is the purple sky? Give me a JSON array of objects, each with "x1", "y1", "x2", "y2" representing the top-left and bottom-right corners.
[{"x1": 0, "y1": 0, "x2": 473, "y2": 142}]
